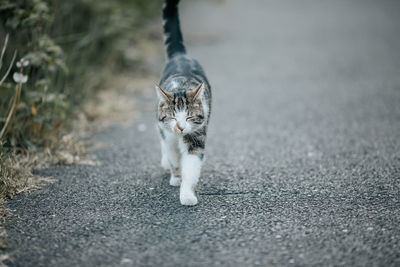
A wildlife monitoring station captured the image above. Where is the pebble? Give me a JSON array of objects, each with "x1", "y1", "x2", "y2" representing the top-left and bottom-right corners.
[
  {"x1": 138, "y1": 123, "x2": 147, "y2": 132},
  {"x1": 121, "y1": 258, "x2": 133, "y2": 264}
]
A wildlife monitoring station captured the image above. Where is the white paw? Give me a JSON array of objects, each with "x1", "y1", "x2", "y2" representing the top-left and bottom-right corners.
[
  {"x1": 180, "y1": 189, "x2": 198, "y2": 206},
  {"x1": 161, "y1": 156, "x2": 169, "y2": 170},
  {"x1": 169, "y1": 175, "x2": 181, "y2": 187}
]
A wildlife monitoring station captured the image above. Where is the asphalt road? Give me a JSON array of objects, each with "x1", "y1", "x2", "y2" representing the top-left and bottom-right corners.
[{"x1": 5, "y1": 0, "x2": 400, "y2": 266}]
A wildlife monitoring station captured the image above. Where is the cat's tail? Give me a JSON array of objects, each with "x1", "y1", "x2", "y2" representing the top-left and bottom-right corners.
[{"x1": 162, "y1": 0, "x2": 186, "y2": 59}]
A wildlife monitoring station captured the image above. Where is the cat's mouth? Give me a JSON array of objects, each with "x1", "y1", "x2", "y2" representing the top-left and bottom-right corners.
[
  {"x1": 174, "y1": 125, "x2": 191, "y2": 135},
  {"x1": 174, "y1": 126, "x2": 183, "y2": 134}
]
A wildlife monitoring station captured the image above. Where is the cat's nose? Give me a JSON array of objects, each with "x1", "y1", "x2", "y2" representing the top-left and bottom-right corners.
[{"x1": 176, "y1": 122, "x2": 184, "y2": 132}]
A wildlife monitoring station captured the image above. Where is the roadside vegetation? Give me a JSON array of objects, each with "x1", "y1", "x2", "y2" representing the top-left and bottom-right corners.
[{"x1": 0, "y1": 0, "x2": 160, "y2": 250}]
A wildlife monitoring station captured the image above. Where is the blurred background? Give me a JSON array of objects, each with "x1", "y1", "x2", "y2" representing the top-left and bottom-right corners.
[{"x1": 0, "y1": 0, "x2": 161, "y2": 199}]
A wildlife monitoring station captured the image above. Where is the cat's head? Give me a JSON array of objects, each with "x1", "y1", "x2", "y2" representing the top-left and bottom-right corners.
[{"x1": 156, "y1": 83, "x2": 205, "y2": 134}]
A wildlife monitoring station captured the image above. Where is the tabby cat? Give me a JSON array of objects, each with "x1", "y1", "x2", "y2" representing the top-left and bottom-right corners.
[{"x1": 156, "y1": 0, "x2": 212, "y2": 206}]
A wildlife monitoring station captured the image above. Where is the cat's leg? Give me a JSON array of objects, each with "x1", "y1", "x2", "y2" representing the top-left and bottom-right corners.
[
  {"x1": 163, "y1": 133, "x2": 182, "y2": 186},
  {"x1": 160, "y1": 139, "x2": 169, "y2": 171},
  {"x1": 169, "y1": 164, "x2": 181, "y2": 187},
  {"x1": 160, "y1": 129, "x2": 181, "y2": 186},
  {"x1": 159, "y1": 128, "x2": 170, "y2": 170},
  {"x1": 179, "y1": 131, "x2": 206, "y2": 206},
  {"x1": 180, "y1": 153, "x2": 203, "y2": 205}
]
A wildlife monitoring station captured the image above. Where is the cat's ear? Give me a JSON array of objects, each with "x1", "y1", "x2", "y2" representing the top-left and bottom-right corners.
[
  {"x1": 155, "y1": 85, "x2": 172, "y2": 101},
  {"x1": 189, "y1": 83, "x2": 204, "y2": 100}
]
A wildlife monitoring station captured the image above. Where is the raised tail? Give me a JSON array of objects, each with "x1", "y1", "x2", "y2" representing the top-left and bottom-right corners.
[{"x1": 162, "y1": 0, "x2": 186, "y2": 59}]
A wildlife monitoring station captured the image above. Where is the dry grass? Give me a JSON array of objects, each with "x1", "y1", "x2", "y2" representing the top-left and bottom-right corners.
[
  {"x1": 0, "y1": 114, "x2": 99, "y2": 266},
  {"x1": 0, "y1": 121, "x2": 96, "y2": 254},
  {"x1": 0, "y1": 152, "x2": 52, "y2": 266}
]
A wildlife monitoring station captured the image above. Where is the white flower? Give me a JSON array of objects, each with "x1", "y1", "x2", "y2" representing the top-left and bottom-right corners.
[
  {"x1": 13, "y1": 72, "x2": 28, "y2": 83},
  {"x1": 16, "y1": 58, "x2": 29, "y2": 68}
]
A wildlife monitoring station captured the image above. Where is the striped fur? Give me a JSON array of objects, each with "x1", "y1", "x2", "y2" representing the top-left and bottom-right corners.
[{"x1": 157, "y1": 0, "x2": 212, "y2": 206}]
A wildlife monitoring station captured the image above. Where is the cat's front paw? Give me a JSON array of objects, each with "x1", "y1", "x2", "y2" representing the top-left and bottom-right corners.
[
  {"x1": 169, "y1": 175, "x2": 181, "y2": 186},
  {"x1": 180, "y1": 189, "x2": 198, "y2": 206}
]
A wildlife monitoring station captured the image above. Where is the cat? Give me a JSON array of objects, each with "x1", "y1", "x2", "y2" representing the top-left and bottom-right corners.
[{"x1": 156, "y1": 0, "x2": 212, "y2": 206}]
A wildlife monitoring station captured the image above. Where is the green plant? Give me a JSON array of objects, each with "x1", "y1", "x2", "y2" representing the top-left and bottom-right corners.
[
  {"x1": 0, "y1": 0, "x2": 68, "y2": 149},
  {"x1": 0, "y1": 0, "x2": 160, "y2": 150}
]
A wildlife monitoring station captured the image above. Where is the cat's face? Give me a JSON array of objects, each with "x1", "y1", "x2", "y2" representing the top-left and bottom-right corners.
[{"x1": 157, "y1": 84, "x2": 205, "y2": 134}]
